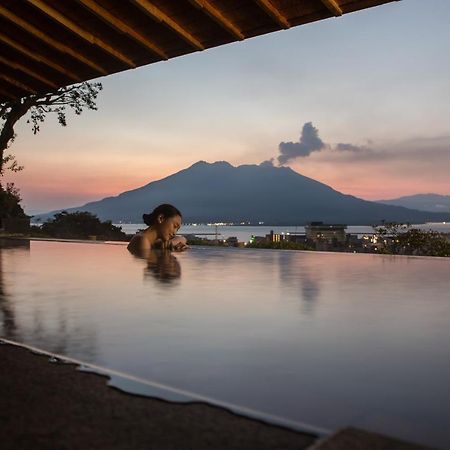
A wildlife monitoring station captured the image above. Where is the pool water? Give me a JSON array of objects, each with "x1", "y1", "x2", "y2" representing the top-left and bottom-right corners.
[{"x1": 1, "y1": 239, "x2": 449, "y2": 447}]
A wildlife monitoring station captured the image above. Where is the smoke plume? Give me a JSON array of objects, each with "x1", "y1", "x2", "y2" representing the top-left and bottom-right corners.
[{"x1": 277, "y1": 122, "x2": 326, "y2": 165}]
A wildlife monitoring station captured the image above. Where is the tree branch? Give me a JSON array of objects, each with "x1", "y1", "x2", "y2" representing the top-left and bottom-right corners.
[{"x1": 1, "y1": 81, "x2": 102, "y2": 174}]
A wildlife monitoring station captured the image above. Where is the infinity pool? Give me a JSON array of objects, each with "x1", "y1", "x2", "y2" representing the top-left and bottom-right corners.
[{"x1": 1, "y1": 239, "x2": 449, "y2": 447}]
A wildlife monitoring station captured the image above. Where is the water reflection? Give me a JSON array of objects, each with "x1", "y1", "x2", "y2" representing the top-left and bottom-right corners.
[
  {"x1": 0, "y1": 239, "x2": 98, "y2": 360},
  {"x1": 0, "y1": 239, "x2": 30, "y2": 340},
  {"x1": 145, "y1": 251, "x2": 181, "y2": 284},
  {"x1": 129, "y1": 248, "x2": 182, "y2": 284},
  {"x1": 0, "y1": 238, "x2": 31, "y2": 250},
  {"x1": 300, "y1": 276, "x2": 321, "y2": 315},
  {"x1": 1, "y1": 258, "x2": 15, "y2": 339},
  {"x1": 127, "y1": 240, "x2": 183, "y2": 285},
  {"x1": 27, "y1": 300, "x2": 98, "y2": 359},
  {"x1": 277, "y1": 252, "x2": 321, "y2": 315}
]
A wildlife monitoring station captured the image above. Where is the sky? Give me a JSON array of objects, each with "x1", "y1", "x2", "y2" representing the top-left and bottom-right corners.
[{"x1": 4, "y1": 0, "x2": 450, "y2": 215}]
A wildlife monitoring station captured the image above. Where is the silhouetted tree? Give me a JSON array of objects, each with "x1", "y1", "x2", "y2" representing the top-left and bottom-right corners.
[
  {"x1": 374, "y1": 222, "x2": 450, "y2": 257},
  {"x1": 0, "y1": 82, "x2": 102, "y2": 174},
  {"x1": 38, "y1": 211, "x2": 126, "y2": 241},
  {"x1": 0, "y1": 182, "x2": 26, "y2": 219}
]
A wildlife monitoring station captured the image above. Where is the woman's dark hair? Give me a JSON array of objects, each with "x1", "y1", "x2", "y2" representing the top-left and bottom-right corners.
[{"x1": 143, "y1": 204, "x2": 182, "y2": 226}]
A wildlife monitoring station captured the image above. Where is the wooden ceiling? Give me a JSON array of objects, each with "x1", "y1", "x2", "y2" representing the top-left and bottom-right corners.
[{"x1": 0, "y1": 0, "x2": 398, "y2": 103}]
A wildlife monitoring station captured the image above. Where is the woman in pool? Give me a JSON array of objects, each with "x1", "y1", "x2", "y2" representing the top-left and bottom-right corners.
[{"x1": 127, "y1": 204, "x2": 188, "y2": 255}]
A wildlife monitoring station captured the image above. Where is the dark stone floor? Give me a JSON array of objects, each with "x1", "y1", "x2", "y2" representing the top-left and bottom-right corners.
[{"x1": 0, "y1": 343, "x2": 316, "y2": 450}]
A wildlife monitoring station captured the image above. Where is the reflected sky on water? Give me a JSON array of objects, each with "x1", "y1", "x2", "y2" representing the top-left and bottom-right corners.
[{"x1": 1, "y1": 240, "x2": 449, "y2": 448}]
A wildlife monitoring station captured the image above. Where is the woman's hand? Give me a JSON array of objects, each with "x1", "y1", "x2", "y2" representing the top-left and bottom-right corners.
[
  {"x1": 154, "y1": 236, "x2": 189, "y2": 251},
  {"x1": 169, "y1": 235, "x2": 189, "y2": 252}
]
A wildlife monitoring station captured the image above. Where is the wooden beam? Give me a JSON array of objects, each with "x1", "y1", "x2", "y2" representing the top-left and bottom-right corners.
[
  {"x1": 253, "y1": 0, "x2": 290, "y2": 29},
  {"x1": 189, "y1": 0, "x2": 245, "y2": 40},
  {"x1": 0, "y1": 88, "x2": 16, "y2": 102},
  {"x1": 132, "y1": 0, "x2": 204, "y2": 50},
  {"x1": 320, "y1": 0, "x2": 343, "y2": 16},
  {"x1": 0, "y1": 5, "x2": 107, "y2": 75},
  {"x1": 77, "y1": 0, "x2": 168, "y2": 60},
  {"x1": 0, "y1": 32, "x2": 80, "y2": 82},
  {"x1": 0, "y1": 55, "x2": 58, "y2": 88},
  {"x1": 27, "y1": 0, "x2": 136, "y2": 68},
  {"x1": 0, "y1": 74, "x2": 37, "y2": 94}
]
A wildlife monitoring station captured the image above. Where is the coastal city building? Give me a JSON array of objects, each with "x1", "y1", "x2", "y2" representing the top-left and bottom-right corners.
[{"x1": 305, "y1": 222, "x2": 347, "y2": 244}]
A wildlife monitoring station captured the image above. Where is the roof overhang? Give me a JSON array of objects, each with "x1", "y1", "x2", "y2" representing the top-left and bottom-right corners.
[{"x1": 0, "y1": 0, "x2": 399, "y2": 103}]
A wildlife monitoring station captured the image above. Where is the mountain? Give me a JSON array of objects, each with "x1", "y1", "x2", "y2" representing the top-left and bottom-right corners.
[
  {"x1": 34, "y1": 161, "x2": 450, "y2": 225},
  {"x1": 377, "y1": 194, "x2": 450, "y2": 213}
]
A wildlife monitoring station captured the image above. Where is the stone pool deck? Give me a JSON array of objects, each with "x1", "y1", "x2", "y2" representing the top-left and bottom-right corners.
[{"x1": 0, "y1": 343, "x2": 432, "y2": 450}]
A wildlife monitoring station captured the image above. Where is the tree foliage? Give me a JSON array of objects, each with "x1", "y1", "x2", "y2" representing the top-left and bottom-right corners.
[
  {"x1": 0, "y1": 82, "x2": 102, "y2": 175},
  {"x1": 35, "y1": 211, "x2": 126, "y2": 241},
  {"x1": 0, "y1": 182, "x2": 27, "y2": 219},
  {"x1": 374, "y1": 222, "x2": 450, "y2": 257}
]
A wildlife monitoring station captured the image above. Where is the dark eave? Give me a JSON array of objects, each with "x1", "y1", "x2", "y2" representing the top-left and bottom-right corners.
[{"x1": 0, "y1": 0, "x2": 399, "y2": 103}]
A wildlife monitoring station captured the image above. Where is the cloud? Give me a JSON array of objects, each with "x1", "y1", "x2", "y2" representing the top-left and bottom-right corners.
[
  {"x1": 277, "y1": 122, "x2": 326, "y2": 165},
  {"x1": 330, "y1": 142, "x2": 378, "y2": 160},
  {"x1": 326, "y1": 135, "x2": 450, "y2": 164},
  {"x1": 275, "y1": 122, "x2": 373, "y2": 165},
  {"x1": 335, "y1": 143, "x2": 368, "y2": 153},
  {"x1": 273, "y1": 123, "x2": 450, "y2": 172}
]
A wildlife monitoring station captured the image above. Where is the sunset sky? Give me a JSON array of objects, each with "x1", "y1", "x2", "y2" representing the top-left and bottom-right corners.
[{"x1": 4, "y1": 0, "x2": 450, "y2": 215}]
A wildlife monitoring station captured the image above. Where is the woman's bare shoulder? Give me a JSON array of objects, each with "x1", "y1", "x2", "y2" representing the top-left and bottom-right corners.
[{"x1": 127, "y1": 233, "x2": 144, "y2": 252}]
